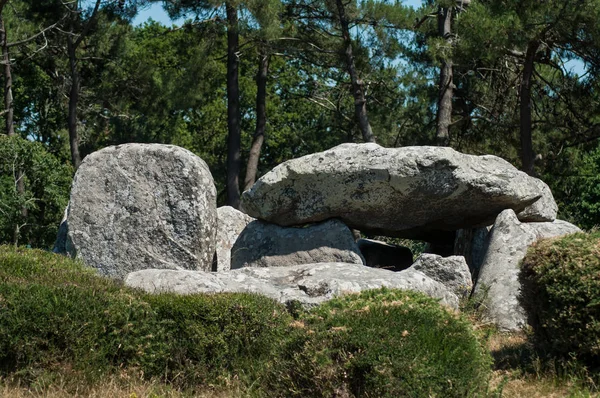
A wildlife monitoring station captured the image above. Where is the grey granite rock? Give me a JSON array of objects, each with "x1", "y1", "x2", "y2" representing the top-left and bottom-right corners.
[
  {"x1": 474, "y1": 209, "x2": 581, "y2": 331},
  {"x1": 241, "y1": 143, "x2": 546, "y2": 241},
  {"x1": 410, "y1": 254, "x2": 472, "y2": 298},
  {"x1": 66, "y1": 144, "x2": 217, "y2": 279},
  {"x1": 215, "y1": 206, "x2": 254, "y2": 271},
  {"x1": 231, "y1": 219, "x2": 364, "y2": 269},
  {"x1": 125, "y1": 262, "x2": 459, "y2": 309},
  {"x1": 516, "y1": 177, "x2": 558, "y2": 222}
]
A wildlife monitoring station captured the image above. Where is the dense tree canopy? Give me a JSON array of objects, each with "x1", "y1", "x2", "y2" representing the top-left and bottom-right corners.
[{"x1": 1, "y1": 0, "x2": 600, "y2": 247}]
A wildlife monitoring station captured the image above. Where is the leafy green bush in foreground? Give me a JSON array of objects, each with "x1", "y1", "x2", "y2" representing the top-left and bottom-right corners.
[
  {"x1": 520, "y1": 232, "x2": 600, "y2": 363},
  {"x1": 0, "y1": 246, "x2": 493, "y2": 396},
  {"x1": 0, "y1": 245, "x2": 291, "y2": 386},
  {"x1": 264, "y1": 288, "x2": 492, "y2": 397}
]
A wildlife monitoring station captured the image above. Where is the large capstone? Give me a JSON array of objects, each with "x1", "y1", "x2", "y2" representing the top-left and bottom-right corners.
[
  {"x1": 474, "y1": 209, "x2": 581, "y2": 331},
  {"x1": 125, "y1": 263, "x2": 459, "y2": 309},
  {"x1": 66, "y1": 144, "x2": 217, "y2": 279},
  {"x1": 230, "y1": 219, "x2": 364, "y2": 269},
  {"x1": 241, "y1": 143, "x2": 550, "y2": 242}
]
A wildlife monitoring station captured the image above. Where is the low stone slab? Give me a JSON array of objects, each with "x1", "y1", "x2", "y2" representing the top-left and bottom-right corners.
[
  {"x1": 125, "y1": 262, "x2": 459, "y2": 309},
  {"x1": 230, "y1": 219, "x2": 364, "y2": 269},
  {"x1": 215, "y1": 206, "x2": 254, "y2": 271},
  {"x1": 241, "y1": 143, "x2": 547, "y2": 241},
  {"x1": 474, "y1": 209, "x2": 581, "y2": 331},
  {"x1": 66, "y1": 144, "x2": 217, "y2": 279},
  {"x1": 410, "y1": 254, "x2": 472, "y2": 298}
]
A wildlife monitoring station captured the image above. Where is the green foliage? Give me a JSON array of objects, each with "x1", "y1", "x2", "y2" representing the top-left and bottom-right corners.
[
  {"x1": 0, "y1": 246, "x2": 292, "y2": 387},
  {"x1": 0, "y1": 136, "x2": 72, "y2": 248},
  {"x1": 263, "y1": 288, "x2": 492, "y2": 397},
  {"x1": 520, "y1": 232, "x2": 600, "y2": 363}
]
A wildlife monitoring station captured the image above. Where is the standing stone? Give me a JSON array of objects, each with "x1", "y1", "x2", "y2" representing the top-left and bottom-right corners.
[
  {"x1": 66, "y1": 144, "x2": 217, "y2": 278},
  {"x1": 230, "y1": 219, "x2": 365, "y2": 269},
  {"x1": 215, "y1": 206, "x2": 254, "y2": 272},
  {"x1": 410, "y1": 254, "x2": 472, "y2": 298},
  {"x1": 357, "y1": 239, "x2": 413, "y2": 271},
  {"x1": 241, "y1": 143, "x2": 546, "y2": 241},
  {"x1": 474, "y1": 209, "x2": 581, "y2": 331}
]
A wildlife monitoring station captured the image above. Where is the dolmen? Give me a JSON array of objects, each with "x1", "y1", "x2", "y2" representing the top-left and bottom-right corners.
[{"x1": 55, "y1": 142, "x2": 581, "y2": 330}]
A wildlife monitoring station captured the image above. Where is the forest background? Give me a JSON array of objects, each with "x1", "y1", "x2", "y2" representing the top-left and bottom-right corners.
[{"x1": 1, "y1": 0, "x2": 599, "y2": 249}]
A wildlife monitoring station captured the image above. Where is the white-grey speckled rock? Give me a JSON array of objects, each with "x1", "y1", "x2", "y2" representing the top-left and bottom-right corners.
[
  {"x1": 66, "y1": 144, "x2": 217, "y2": 279},
  {"x1": 125, "y1": 262, "x2": 459, "y2": 309},
  {"x1": 241, "y1": 143, "x2": 546, "y2": 241},
  {"x1": 516, "y1": 177, "x2": 558, "y2": 222},
  {"x1": 410, "y1": 254, "x2": 472, "y2": 298},
  {"x1": 474, "y1": 209, "x2": 581, "y2": 331},
  {"x1": 230, "y1": 219, "x2": 364, "y2": 269},
  {"x1": 215, "y1": 206, "x2": 254, "y2": 271}
]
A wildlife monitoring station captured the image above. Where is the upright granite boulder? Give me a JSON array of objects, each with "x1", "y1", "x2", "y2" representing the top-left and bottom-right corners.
[
  {"x1": 125, "y1": 262, "x2": 459, "y2": 309},
  {"x1": 241, "y1": 143, "x2": 550, "y2": 241},
  {"x1": 230, "y1": 219, "x2": 365, "y2": 269},
  {"x1": 474, "y1": 209, "x2": 581, "y2": 331},
  {"x1": 215, "y1": 206, "x2": 254, "y2": 272},
  {"x1": 66, "y1": 144, "x2": 217, "y2": 279}
]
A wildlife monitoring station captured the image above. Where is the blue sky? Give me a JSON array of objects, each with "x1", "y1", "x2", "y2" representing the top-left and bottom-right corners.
[
  {"x1": 132, "y1": 1, "x2": 586, "y2": 76},
  {"x1": 133, "y1": 1, "x2": 424, "y2": 26}
]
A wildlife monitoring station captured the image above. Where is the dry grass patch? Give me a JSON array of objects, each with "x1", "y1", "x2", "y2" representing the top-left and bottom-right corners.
[
  {"x1": 0, "y1": 374, "x2": 242, "y2": 398},
  {"x1": 487, "y1": 331, "x2": 599, "y2": 398}
]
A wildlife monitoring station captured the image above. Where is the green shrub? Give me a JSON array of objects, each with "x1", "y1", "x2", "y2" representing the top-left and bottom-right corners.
[
  {"x1": 0, "y1": 246, "x2": 292, "y2": 386},
  {"x1": 262, "y1": 288, "x2": 492, "y2": 397},
  {"x1": 520, "y1": 232, "x2": 600, "y2": 362}
]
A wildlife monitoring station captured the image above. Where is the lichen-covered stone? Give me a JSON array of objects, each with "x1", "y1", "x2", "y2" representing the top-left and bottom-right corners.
[
  {"x1": 241, "y1": 143, "x2": 546, "y2": 241},
  {"x1": 66, "y1": 144, "x2": 217, "y2": 278},
  {"x1": 474, "y1": 209, "x2": 581, "y2": 331},
  {"x1": 125, "y1": 262, "x2": 459, "y2": 309},
  {"x1": 410, "y1": 254, "x2": 472, "y2": 298}
]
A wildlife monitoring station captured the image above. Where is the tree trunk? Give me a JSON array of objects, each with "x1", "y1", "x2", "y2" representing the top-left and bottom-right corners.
[
  {"x1": 335, "y1": 0, "x2": 375, "y2": 143},
  {"x1": 226, "y1": 2, "x2": 241, "y2": 208},
  {"x1": 67, "y1": 36, "x2": 82, "y2": 170},
  {"x1": 436, "y1": 6, "x2": 453, "y2": 146},
  {"x1": 1, "y1": 11, "x2": 26, "y2": 245},
  {"x1": 519, "y1": 41, "x2": 539, "y2": 176},
  {"x1": 244, "y1": 48, "x2": 269, "y2": 192},
  {"x1": 1, "y1": 16, "x2": 14, "y2": 136}
]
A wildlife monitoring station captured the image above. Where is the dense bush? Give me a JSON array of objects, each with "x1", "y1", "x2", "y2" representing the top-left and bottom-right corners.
[
  {"x1": 0, "y1": 246, "x2": 292, "y2": 386},
  {"x1": 263, "y1": 288, "x2": 492, "y2": 397},
  {"x1": 520, "y1": 232, "x2": 600, "y2": 362},
  {"x1": 0, "y1": 136, "x2": 72, "y2": 248}
]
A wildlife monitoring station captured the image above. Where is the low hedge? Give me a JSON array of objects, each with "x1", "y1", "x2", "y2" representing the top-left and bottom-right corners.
[
  {"x1": 1, "y1": 246, "x2": 493, "y2": 396},
  {"x1": 0, "y1": 245, "x2": 292, "y2": 386},
  {"x1": 262, "y1": 288, "x2": 492, "y2": 397},
  {"x1": 520, "y1": 232, "x2": 600, "y2": 362}
]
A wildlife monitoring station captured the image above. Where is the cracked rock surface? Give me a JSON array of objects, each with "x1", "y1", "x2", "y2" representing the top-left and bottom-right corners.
[
  {"x1": 66, "y1": 144, "x2": 217, "y2": 279},
  {"x1": 241, "y1": 143, "x2": 553, "y2": 241},
  {"x1": 125, "y1": 262, "x2": 459, "y2": 309}
]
